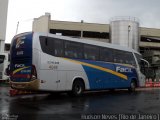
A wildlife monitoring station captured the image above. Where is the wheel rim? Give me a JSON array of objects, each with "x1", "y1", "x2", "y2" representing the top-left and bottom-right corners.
[{"x1": 75, "y1": 85, "x2": 82, "y2": 94}]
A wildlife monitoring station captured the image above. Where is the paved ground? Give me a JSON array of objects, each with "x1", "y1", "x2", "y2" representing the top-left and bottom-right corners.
[{"x1": 0, "y1": 86, "x2": 160, "y2": 120}]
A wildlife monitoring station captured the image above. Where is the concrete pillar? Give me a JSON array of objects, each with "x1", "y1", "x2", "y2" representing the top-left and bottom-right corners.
[
  {"x1": 32, "y1": 13, "x2": 51, "y2": 33},
  {"x1": 0, "y1": 0, "x2": 8, "y2": 52},
  {"x1": 0, "y1": 40, "x2": 4, "y2": 52}
]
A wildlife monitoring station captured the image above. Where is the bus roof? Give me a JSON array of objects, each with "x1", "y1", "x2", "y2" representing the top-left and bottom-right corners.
[
  {"x1": 14, "y1": 32, "x2": 140, "y2": 55},
  {"x1": 37, "y1": 32, "x2": 140, "y2": 54}
]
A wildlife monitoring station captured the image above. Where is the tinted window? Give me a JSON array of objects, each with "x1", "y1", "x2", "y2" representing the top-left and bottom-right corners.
[
  {"x1": 0, "y1": 55, "x2": 5, "y2": 63},
  {"x1": 84, "y1": 44, "x2": 99, "y2": 60},
  {"x1": 47, "y1": 37, "x2": 55, "y2": 55},
  {"x1": 124, "y1": 52, "x2": 136, "y2": 66},
  {"x1": 40, "y1": 36, "x2": 64, "y2": 57},
  {"x1": 113, "y1": 50, "x2": 136, "y2": 66},
  {"x1": 39, "y1": 36, "x2": 137, "y2": 65},
  {"x1": 54, "y1": 39, "x2": 64, "y2": 57},
  {"x1": 113, "y1": 50, "x2": 124, "y2": 63},
  {"x1": 64, "y1": 41, "x2": 83, "y2": 59},
  {"x1": 40, "y1": 36, "x2": 54, "y2": 56},
  {"x1": 100, "y1": 48, "x2": 113, "y2": 62}
]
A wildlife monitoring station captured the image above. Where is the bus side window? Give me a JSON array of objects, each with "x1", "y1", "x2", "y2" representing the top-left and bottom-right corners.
[
  {"x1": 100, "y1": 48, "x2": 113, "y2": 62},
  {"x1": 125, "y1": 52, "x2": 136, "y2": 66},
  {"x1": 45, "y1": 37, "x2": 48, "y2": 46},
  {"x1": 47, "y1": 37, "x2": 54, "y2": 56},
  {"x1": 39, "y1": 36, "x2": 54, "y2": 56},
  {"x1": 64, "y1": 41, "x2": 83, "y2": 59},
  {"x1": 112, "y1": 50, "x2": 123, "y2": 63},
  {"x1": 112, "y1": 50, "x2": 136, "y2": 66},
  {"x1": 54, "y1": 39, "x2": 64, "y2": 57},
  {"x1": 84, "y1": 44, "x2": 99, "y2": 61}
]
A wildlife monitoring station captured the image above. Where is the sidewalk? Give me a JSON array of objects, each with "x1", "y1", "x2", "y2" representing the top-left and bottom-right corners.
[{"x1": 136, "y1": 87, "x2": 160, "y2": 91}]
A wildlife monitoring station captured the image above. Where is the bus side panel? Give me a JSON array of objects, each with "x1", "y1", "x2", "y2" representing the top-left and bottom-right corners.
[
  {"x1": 57, "y1": 57, "x2": 90, "y2": 91},
  {"x1": 66, "y1": 70, "x2": 89, "y2": 90},
  {"x1": 38, "y1": 52, "x2": 57, "y2": 90},
  {"x1": 82, "y1": 65, "x2": 116, "y2": 90},
  {"x1": 39, "y1": 70, "x2": 58, "y2": 91},
  {"x1": 80, "y1": 60, "x2": 135, "y2": 89},
  {"x1": 32, "y1": 48, "x2": 41, "y2": 89},
  {"x1": 38, "y1": 54, "x2": 89, "y2": 91},
  {"x1": 114, "y1": 64, "x2": 138, "y2": 88},
  {"x1": 33, "y1": 52, "x2": 138, "y2": 91}
]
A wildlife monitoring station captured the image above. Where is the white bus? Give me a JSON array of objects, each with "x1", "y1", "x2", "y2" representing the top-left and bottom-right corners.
[
  {"x1": 0, "y1": 52, "x2": 9, "y2": 81},
  {"x1": 9, "y1": 32, "x2": 147, "y2": 96}
]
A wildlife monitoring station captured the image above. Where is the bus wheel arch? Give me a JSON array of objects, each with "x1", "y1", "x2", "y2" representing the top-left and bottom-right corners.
[
  {"x1": 128, "y1": 78, "x2": 137, "y2": 92},
  {"x1": 69, "y1": 78, "x2": 85, "y2": 97}
]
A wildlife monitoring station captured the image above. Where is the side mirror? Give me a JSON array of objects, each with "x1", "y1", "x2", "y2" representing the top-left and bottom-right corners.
[{"x1": 141, "y1": 58, "x2": 150, "y2": 68}]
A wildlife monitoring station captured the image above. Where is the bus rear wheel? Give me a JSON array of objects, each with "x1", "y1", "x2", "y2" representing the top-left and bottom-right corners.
[
  {"x1": 69, "y1": 80, "x2": 85, "y2": 97},
  {"x1": 128, "y1": 80, "x2": 136, "y2": 92}
]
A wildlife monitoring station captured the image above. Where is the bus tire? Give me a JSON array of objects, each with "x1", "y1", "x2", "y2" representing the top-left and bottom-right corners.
[
  {"x1": 128, "y1": 80, "x2": 136, "y2": 92},
  {"x1": 69, "y1": 80, "x2": 85, "y2": 97}
]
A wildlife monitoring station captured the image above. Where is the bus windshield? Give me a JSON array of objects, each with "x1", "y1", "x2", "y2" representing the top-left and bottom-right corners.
[
  {"x1": 135, "y1": 53, "x2": 142, "y2": 67},
  {"x1": 0, "y1": 55, "x2": 5, "y2": 64},
  {"x1": 135, "y1": 53, "x2": 150, "y2": 75}
]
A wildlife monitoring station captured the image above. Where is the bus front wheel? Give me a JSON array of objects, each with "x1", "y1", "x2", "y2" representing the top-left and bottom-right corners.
[
  {"x1": 69, "y1": 80, "x2": 85, "y2": 97},
  {"x1": 128, "y1": 80, "x2": 136, "y2": 92}
]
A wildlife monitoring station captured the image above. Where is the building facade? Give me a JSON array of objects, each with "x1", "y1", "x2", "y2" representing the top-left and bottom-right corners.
[
  {"x1": 0, "y1": 0, "x2": 8, "y2": 52},
  {"x1": 33, "y1": 13, "x2": 160, "y2": 53},
  {"x1": 33, "y1": 13, "x2": 160, "y2": 80}
]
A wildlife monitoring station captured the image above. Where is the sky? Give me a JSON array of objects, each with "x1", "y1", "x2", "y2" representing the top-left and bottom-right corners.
[{"x1": 5, "y1": 0, "x2": 160, "y2": 43}]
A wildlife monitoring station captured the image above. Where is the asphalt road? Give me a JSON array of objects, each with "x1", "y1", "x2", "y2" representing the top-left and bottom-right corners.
[{"x1": 0, "y1": 87, "x2": 160, "y2": 120}]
